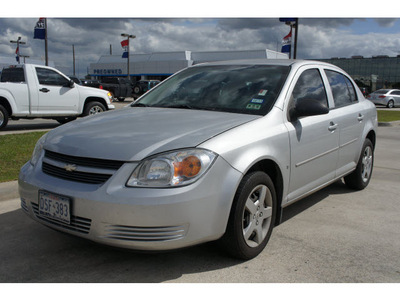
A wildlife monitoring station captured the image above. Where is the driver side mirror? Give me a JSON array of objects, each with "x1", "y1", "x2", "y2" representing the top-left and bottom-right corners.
[
  {"x1": 64, "y1": 79, "x2": 75, "y2": 88},
  {"x1": 289, "y1": 98, "x2": 329, "y2": 121}
]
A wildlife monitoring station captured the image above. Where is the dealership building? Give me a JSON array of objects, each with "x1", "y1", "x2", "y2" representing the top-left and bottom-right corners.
[
  {"x1": 88, "y1": 49, "x2": 288, "y2": 81},
  {"x1": 319, "y1": 55, "x2": 400, "y2": 91},
  {"x1": 89, "y1": 50, "x2": 400, "y2": 91}
]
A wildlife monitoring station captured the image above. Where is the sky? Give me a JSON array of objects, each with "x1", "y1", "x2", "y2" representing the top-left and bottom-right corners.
[{"x1": 1, "y1": 1, "x2": 400, "y2": 77}]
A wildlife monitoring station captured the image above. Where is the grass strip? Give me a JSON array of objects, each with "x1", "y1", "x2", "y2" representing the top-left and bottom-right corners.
[
  {"x1": 377, "y1": 110, "x2": 400, "y2": 123},
  {"x1": 0, "y1": 131, "x2": 47, "y2": 182}
]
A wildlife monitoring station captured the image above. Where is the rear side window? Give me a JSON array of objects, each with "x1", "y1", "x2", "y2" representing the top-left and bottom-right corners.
[
  {"x1": 325, "y1": 70, "x2": 357, "y2": 108},
  {"x1": 292, "y1": 68, "x2": 328, "y2": 108},
  {"x1": 0, "y1": 68, "x2": 25, "y2": 83}
]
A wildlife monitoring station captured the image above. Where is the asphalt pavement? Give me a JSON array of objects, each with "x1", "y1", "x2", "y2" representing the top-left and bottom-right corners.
[{"x1": 0, "y1": 122, "x2": 400, "y2": 283}]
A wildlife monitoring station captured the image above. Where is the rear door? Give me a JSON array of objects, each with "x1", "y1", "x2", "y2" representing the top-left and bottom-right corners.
[
  {"x1": 35, "y1": 67, "x2": 80, "y2": 115},
  {"x1": 323, "y1": 69, "x2": 364, "y2": 177}
]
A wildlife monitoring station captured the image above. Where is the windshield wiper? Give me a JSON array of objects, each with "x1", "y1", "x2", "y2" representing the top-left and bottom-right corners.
[
  {"x1": 164, "y1": 104, "x2": 195, "y2": 110},
  {"x1": 131, "y1": 102, "x2": 149, "y2": 107}
]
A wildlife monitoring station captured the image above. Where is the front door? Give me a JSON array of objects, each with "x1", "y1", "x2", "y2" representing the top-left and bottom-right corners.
[
  {"x1": 35, "y1": 67, "x2": 80, "y2": 115},
  {"x1": 285, "y1": 67, "x2": 339, "y2": 202}
]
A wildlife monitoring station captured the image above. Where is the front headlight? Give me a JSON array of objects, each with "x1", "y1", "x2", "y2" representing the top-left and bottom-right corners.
[
  {"x1": 127, "y1": 149, "x2": 217, "y2": 188},
  {"x1": 107, "y1": 92, "x2": 113, "y2": 102},
  {"x1": 30, "y1": 133, "x2": 47, "y2": 166}
]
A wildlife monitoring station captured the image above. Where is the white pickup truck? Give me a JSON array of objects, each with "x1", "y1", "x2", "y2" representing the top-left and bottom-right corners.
[{"x1": 0, "y1": 64, "x2": 115, "y2": 130}]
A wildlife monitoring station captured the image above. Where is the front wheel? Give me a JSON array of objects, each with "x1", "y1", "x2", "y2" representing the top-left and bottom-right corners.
[
  {"x1": 220, "y1": 171, "x2": 277, "y2": 260},
  {"x1": 344, "y1": 139, "x2": 374, "y2": 190},
  {"x1": 83, "y1": 101, "x2": 106, "y2": 116}
]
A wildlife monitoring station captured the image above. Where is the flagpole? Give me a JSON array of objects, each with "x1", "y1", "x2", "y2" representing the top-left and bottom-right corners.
[
  {"x1": 44, "y1": 18, "x2": 48, "y2": 66},
  {"x1": 293, "y1": 18, "x2": 299, "y2": 59},
  {"x1": 121, "y1": 33, "x2": 136, "y2": 80}
]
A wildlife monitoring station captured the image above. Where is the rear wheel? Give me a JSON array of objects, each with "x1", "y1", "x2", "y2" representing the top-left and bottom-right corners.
[
  {"x1": 0, "y1": 104, "x2": 9, "y2": 130},
  {"x1": 220, "y1": 171, "x2": 277, "y2": 260},
  {"x1": 133, "y1": 86, "x2": 142, "y2": 94},
  {"x1": 344, "y1": 139, "x2": 374, "y2": 190}
]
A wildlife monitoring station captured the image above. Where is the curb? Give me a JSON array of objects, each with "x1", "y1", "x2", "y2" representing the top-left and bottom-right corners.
[
  {"x1": 378, "y1": 121, "x2": 400, "y2": 127},
  {"x1": 0, "y1": 181, "x2": 19, "y2": 202}
]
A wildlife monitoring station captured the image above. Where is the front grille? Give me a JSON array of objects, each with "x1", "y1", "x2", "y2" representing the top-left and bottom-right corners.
[
  {"x1": 42, "y1": 162, "x2": 112, "y2": 184},
  {"x1": 45, "y1": 150, "x2": 124, "y2": 170},
  {"x1": 42, "y1": 150, "x2": 124, "y2": 184},
  {"x1": 103, "y1": 224, "x2": 188, "y2": 242},
  {"x1": 31, "y1": 203, "x2": 91, "y2": 234}
]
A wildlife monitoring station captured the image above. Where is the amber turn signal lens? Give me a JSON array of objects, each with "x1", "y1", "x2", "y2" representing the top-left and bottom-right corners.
[{"x1": 174, "y1": 156, "x2": 202, "y2": 178}]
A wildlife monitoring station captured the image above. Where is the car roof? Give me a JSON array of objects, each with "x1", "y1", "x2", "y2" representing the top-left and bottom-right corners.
[{"x1": 194, "y1": 59, "x2": 337, "y2": 68}]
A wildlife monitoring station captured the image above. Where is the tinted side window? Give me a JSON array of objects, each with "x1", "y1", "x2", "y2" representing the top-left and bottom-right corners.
[
  {"x1": 0, "y1": 68, "x2": 25, "y2": 82},
  {"x1": 391, "y1": 91, "x2": 400, "y2": 96},
  {"x1": 325, "y1": 70, "x2": 357, "y2": 108},
  {"x1": 292, "y1": 69, "x2": 328, "y2": 107},
  {"x1": 36, "y1": 68, "x2": 69, "y2": 86}
]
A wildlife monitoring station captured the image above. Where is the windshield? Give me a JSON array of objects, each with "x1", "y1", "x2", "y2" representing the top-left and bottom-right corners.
[{"x1": 131, "y1": 65, "x2": 290, "y2": 115}]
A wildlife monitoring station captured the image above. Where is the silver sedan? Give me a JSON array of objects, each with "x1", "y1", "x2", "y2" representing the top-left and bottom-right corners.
[
  {"x1": 19, "y1": 60, "x2": 377, "y2": 260},
  {"x1": 367, "y1": 89, "x2": 400, "y2": 108}
]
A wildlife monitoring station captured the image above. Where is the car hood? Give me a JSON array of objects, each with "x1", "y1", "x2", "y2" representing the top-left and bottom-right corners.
[{"x1": 44, "y1": 107, "x2": 259, "y2": 161}]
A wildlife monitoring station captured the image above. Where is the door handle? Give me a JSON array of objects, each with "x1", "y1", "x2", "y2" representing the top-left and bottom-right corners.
[
  {"x1": 328, "y1": 122, "x2": 338, "y2": 132},
  {"x1": 39, "y1": 88, "x2": 50, "y2": 93},
  {"x1": 357, "y1": 114, "x2": 364, "y2": 122}
]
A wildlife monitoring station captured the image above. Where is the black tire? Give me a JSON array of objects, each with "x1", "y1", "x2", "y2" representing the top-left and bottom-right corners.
[
  {"x1": 344, "y1": 139, "x2": 374, "y2": 190},
  {"x1": 118, "y1": 98, "x2": 125, "y2": 102},
  {"x1": 133, "y1": 86, "x2": 142, "y2": 94},
  {"x1": 387, "y1": 100, "x2": 394, "y2": 108},
  {"x1": 83, "y1": 101, "x2": 106, "y2": 116},
  {"x1": 220, "y1": 171, "x2": 277, "y2": 260},
  {"x1": 0, "y1": 104, "x2": 9, "y2": 130}
]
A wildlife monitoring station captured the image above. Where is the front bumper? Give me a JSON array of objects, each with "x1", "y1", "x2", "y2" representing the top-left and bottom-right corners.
[
  {"x1": 18, "y1": 156, "x2": 242, "y2": 251},
  {"x1": 107, "y1": 104, "x2": 115, "y2": 110}
]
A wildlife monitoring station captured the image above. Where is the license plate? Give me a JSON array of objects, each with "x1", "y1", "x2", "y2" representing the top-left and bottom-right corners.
[{"x1": 39, "y1": 191, "x2": 71, "y2": 224}]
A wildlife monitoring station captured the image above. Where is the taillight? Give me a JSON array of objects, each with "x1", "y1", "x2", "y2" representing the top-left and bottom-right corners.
[{"x1": 379, "y1": 95, "x2": 386, "y2": 98}]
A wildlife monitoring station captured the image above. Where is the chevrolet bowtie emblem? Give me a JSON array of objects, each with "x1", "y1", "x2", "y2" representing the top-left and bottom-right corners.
[{"x1": 64, "y1": 164, "x2": 77, "y2": 172}]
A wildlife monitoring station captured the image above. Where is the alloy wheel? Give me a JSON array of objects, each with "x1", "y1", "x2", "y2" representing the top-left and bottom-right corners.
[{"x1": 242, "y1": 184, "x2": 273, "y2": 248}]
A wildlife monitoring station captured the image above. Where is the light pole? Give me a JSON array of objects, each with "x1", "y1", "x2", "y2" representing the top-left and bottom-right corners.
[
  {"x1": 121, "y1": 33, "x2": 136, "y2": 80},
  {"x1": 20, "y1": 55, "x2": 30, "y2": 64},
  {"x1": 10, "y1": 36, "x2": 26, "y2": 64}
]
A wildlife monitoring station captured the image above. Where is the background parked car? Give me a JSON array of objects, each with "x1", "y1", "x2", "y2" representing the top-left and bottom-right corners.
[
  {"x1": 82, "y1": 79, "x2": 102, "y2": 88},
  {"x1": 132, "y1": 80, "x2": 160, "y2": 98},
  {"x1": 367, "y1": 89, "x2": 400, "y2": 108},
  {"x1": 100, "y1": 77, "x2": 133, "y2": 101}
]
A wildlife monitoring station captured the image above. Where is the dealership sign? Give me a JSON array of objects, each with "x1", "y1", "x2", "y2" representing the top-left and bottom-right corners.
[{"x1": 92, "y1": 69, "x2": 123, "y2": 75}]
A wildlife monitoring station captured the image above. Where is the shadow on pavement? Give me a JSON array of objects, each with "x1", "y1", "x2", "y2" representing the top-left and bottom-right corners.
[
  {"x1": 3, "y1": 120, "x2": 60, "y2": 132},
  {"x1": 281, "y1": 180, "x2": 353, "y2": 224}
]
